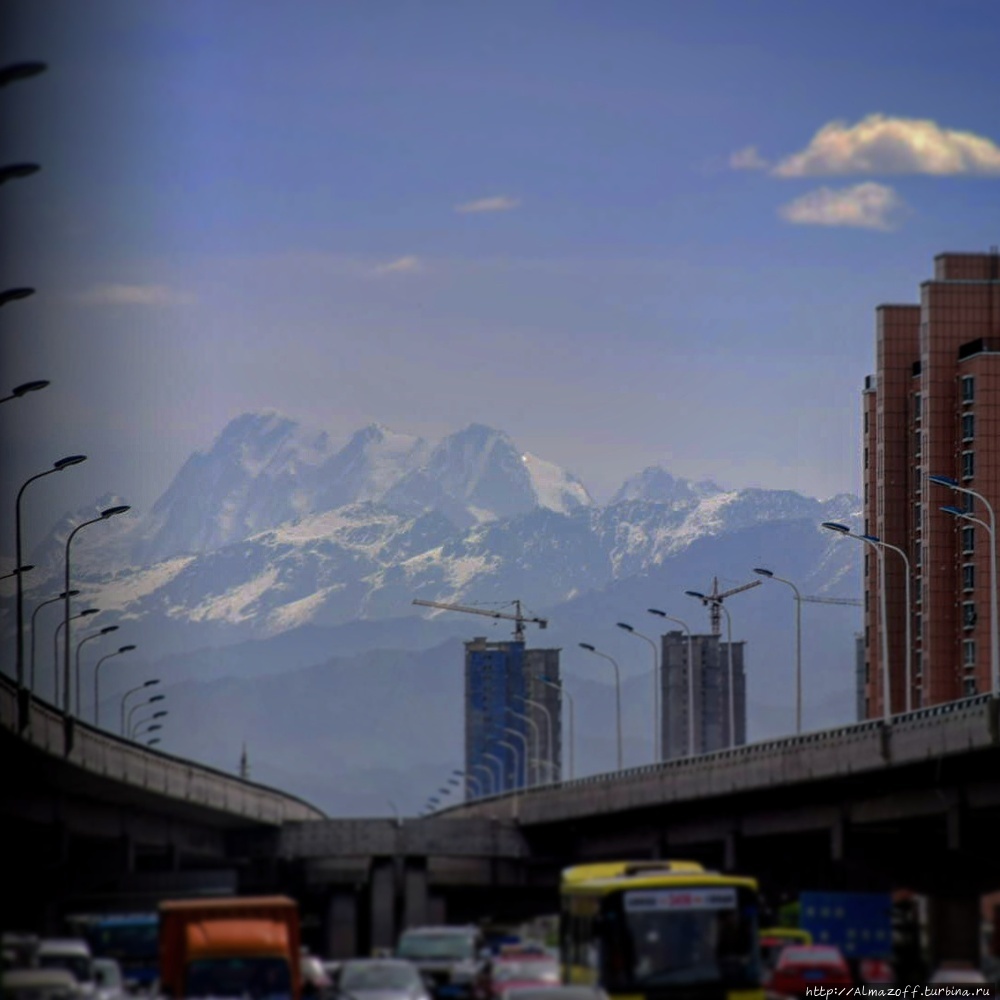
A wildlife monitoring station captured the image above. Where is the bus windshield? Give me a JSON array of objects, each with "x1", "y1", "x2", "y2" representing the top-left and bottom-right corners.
[
  {"x1": 89, "y1": 921, "x2": 158, "y2": 962},
  {"x1": 604, "y1": 886, "x2": 760, "y2": 989}
]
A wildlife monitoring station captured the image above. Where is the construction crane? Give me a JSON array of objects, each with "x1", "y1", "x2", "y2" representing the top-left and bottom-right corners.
[
  {"x1": 411, "y1": 598, "x2": 548, "y2": 643},
  {"x1": 802, "y1": 596, "x2": 863, "y2": 606},
  {"x1": 691, "y1": 577, "x2": 763, "y2": 634}
]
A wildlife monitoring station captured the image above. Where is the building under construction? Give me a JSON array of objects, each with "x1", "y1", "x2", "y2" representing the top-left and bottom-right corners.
[
  {"x1": 661, "y1": 631, "x2": 746, "y2": 759},
  {"x1": 464, "y1": 638, "x2": 562, "y2": 797}
]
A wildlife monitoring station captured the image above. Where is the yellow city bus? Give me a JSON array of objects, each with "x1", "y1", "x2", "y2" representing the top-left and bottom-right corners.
[{"x1": 559, "y1": 861, "x2": 764, "y2": 1000}]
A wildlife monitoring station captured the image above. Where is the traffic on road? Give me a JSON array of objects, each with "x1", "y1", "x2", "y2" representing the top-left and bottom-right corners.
[{"x1": 2, "y1": 864, "x2": 998, "y2": 1000}]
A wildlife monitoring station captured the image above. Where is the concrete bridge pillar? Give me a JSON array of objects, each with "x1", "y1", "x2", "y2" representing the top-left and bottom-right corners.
[
  {"x1": 325, "y1": 890, "x2": 358, "y2": 959},
  {"x1": 369, "y1": 859, "x2": 397, "y2": 954},
  {"x1": 403, "y1": 859, "x2": 429, "y2": 931},
  {"x1": 927, "y1": 895, "x2": 981, "y2": 968}
]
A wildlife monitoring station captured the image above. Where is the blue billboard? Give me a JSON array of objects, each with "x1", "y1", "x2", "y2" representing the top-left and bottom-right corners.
[{"x1": 799, "y1": 892, "x2": 893, "y2": 959}]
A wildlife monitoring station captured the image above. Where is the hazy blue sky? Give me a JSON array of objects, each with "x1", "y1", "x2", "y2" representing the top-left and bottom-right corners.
[{"x1": 3, "y1": 0, "x2": 1000, "y2": 548}]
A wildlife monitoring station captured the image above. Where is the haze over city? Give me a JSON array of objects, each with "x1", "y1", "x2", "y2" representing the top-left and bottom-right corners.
[{"x1": 3, "y1": 0, "x2": 1000, "y2": 549}]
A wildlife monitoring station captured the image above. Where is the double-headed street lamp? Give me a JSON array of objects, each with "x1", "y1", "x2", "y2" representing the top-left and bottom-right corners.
[
  {"x1": 0, "y1": 565, "x2": 32, "y2": 580},
  {"x1": 0, "y1": 287, "x2": 35, "y2": 308},
  {"x1": 0, "y1": 62, "x2": 48, "y2": 87},
  {"x1": 617, "y1": 621, "x2": 660, "y2": 762},
  {"x1": 15, "y1": 456, "x2": 87, "y2": 698},
  {"x1": 508, "y1": 704, "x2": 543, "y2": 784},
  {"x1": 823, "y1": 522, "x2": 891, "y2": 721},
  {"x1": 579, "y1": 643, "x2": 622, "y2": 771},
  {"x1": 523, "y1": 696, "x2": 555, "y2": 783},
  {"x1": 933, "y1": 474, "x2": 999, "y2": 699},
  {"x1": 648, "y1": 609, "x2": 695, "y2": 758},
  {"x1": 501, "y1": 727, "x2": 529, "y2": 789},
  {"x1": 753, "y1": 568, "x2": 804, "y2": 733},
  {"x1": 1, "y1": 380, "x2": 48, "y2": 404},
  {"x1": 121, "y1": 679, "x2": 159, "y2": 736},
  {"x1": 685, "y1": 591, "x2": 738, "y2": 748},
  {"x1": 471, "y1": 764, "x2": 494, "y2": 796},
  {"x1": 131, "y1": 709, "x2": 167, "y2": 739},
  {"x1": 0, "y1": 163, "x2": 40, "y2": 185},
  {"x1": 483, "y1": 752, "x2": 505, "y2": 795},
  {"x1": 63, "y1": 505, "x2": 130, "y2": 717},
  {"x1": 93, "y1": 645, "x2": 137, "y2": 728},
  {"x1": 74, "y1": 625, "x2": 118, "y2": 717},
  {"x1": 30, "y1": 589, "x2": 78, "y2": 696}
]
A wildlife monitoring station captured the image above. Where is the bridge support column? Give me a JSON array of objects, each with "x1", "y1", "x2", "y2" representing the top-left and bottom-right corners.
[
  {"x1": 927, "y1": 895, "x2": 980, "y2": 968},
  {"x1": 723, "y1": 832, "x2": 739, "y2": 872},
  {"x1": 325, "y1": 890, "x2": 358, "y2": 960},
  {"x1": 403, "y1": 859, "x2": 429, "y2": 930},
  {"x1": 369, "y1": 859, "x2": 397, "y2": 954}
]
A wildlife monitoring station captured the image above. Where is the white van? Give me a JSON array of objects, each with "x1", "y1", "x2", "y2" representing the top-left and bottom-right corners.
[{"x1": 34, "y1": 941, "x2": 94, "y2": 998}]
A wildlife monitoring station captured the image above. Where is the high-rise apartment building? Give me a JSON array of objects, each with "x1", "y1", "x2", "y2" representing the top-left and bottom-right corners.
[
  {"x1": 661, "y1": 631, "x2": 746, "y2": 759},
  {"x1": 464, "y1": 638, "x2": 561, "y2": 797},
  {"x1": 862, "y1": 250, "x2": 1000, "y2": 716}
]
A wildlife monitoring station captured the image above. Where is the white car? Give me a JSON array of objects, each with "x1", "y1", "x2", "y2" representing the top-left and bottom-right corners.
[
  {"x1": 34, "y1": 941, "x2": 95, "y2": 999},
  {"x1": 1, "y1": 968, "x2": 83, "y2": 1000},
  {"x1": 91, "y1": 959, "x2": 125, "y2": 1000}
]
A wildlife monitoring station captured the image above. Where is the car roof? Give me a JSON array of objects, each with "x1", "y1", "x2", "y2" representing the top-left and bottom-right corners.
[
  {"x1": 779, "y1": 945, "x2": 845, "y2": 962},
  {"x1": 402, "y1": 927, "x2": 477, "y2": 935},
  {"x1": 2, "y1": 969, "x2": 79, "y2": 986},
  {"x1": 37, "y1": 940, "x2": 91, "y2": 954}
]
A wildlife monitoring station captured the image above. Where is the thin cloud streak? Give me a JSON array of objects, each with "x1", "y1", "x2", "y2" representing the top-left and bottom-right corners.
[
  {"x1": 370, "y1": 255, "x2": 422, "y2": 276},
  {"x1": 729, "y1": 145, "x2": 768, "y2": 170},
  {"x1": 778, "y1": 182, "x2": 907, "y2": 230},
  {"x1": 454, "y1": 195, "x2": 521, "y2": 213}
]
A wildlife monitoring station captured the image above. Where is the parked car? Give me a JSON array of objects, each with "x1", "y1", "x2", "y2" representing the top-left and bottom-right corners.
[
  {"x1": 929, "y1": 963, "x2": 988, "y2": 985},
  {"x1": 488, "y1": 957, "x2": 561, "y2": 1000},
  {"x1": 34, "y1": 942, "x2": 95, "y2": 998},
  {"x1": 336, "y1": 959, "x2": 432, "y2": 1000},
  {"x1": 498, "y1": 988, "x2": 608, "y2": 1000},
  {"x1": 395, "y1": 927, "x2": 488, "y2": 1000},
  {"x1": 301, "y1": 954, "x2": 334, "y2": 998},
  {"x1": 766, "y1": 945, "x2": 853, "y2": 998},
  {"x1": 1, "y1": 968, "x2": 83, "y2": 1000},
  {"x1": 91, "y1": 960, "x2": 125, "y2": 1000}
]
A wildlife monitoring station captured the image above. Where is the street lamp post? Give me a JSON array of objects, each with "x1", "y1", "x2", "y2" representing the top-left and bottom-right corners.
[
  {"x1": 126, "y1": 697, "x2": 165, "y2": 739},
  {"x1": 497, "y1": 738, "x2": 523, "y2": 794},
  {"x1": 686, "y1": 592, "x2": 738, "y2": 748},
  {"x1": 53, "y1": 608, "x2": 99, "y2": 706},
  {"x1": 14, "y1": 457, "x2": 87, "y2": 702},
  {"x1": 509, "y1": 703, "x2": 544, "y2": 784},
  {"x1": 0, "y1": 62, "x2": 48, "y2": 87},
  {"x1": 579, "y1": 643, "x2": 622, "y2": 771},
  {"x1": 0, "y1": 287, "x2": 36, "y2": 308},
  {"x1": 753, "y1": 568, "x2": 804, "y2": 733},
  {"x1": 121, "y1": 680, "x2": 160, "y2": 736},
  {"x1": 93, "y1": 645, "x2": 136, "y2": 728},
  {"x1": 0, "y1": 566, "x2": 32, "y2": 580},
  {"x1": 29, "y1": 589, "x2": 78, "y2": 697},
  {"x1": 0, "y1": 163, "x2": 41, "y2": 184},
  {"x1": 538, "y1": 674, "x2": 573, "y2": 780},
  {"x1": 74, "y1": 625, "x2": 118, "y2": 718},
  {"x1": 860, "y1": 536, "x2": 913, "y2": 713},
  {"x1": 483, "y1": 752, "x2": 505, "y2": 794},
  {"x1": 617, "y1": 621, "x2": 660, "y2": 762},
  {"x1": 823, "y1": 522, "x2": 891, "y2": 721},
  {"x1": 63, "y1": 505, "x2": 130, "y2": 719},
  {"x1": 523, "y1": 696, "x2": 555, "y2": 783},
  {"x1": 933, "y1": 474, "x2": 1000, "y2": 699},
  {"x1": 501, "y1": 727, "x2": 530, "y2": 789},
  {"x1": 647, "y1": 609, "x2": 695, "y2": 758},
  {"x1": 472, "y1": 764, "x2": 494, "y2": 796}
]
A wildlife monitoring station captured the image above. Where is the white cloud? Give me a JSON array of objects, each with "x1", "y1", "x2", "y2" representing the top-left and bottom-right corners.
[
  {"x1": 80, "y1": 284, "x2": 197, "y2": 306},
  {"x1": 370, "y1": 255, "x2": 422, "y2": 276},
  {"x1": 772, "y1": 114, "x2": 1000, "y2": 176},
  {"x1": 454, "y1": 195, "x2": 521, "y2": 213},
  {"x1": 778, "y1": 182, "x2": 907, "y2": 231},
  {"x1": 729, "y1": 145, "x2": 768, "y2": 170}
]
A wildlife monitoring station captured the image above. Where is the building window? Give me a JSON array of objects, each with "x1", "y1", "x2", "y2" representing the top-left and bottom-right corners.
[
  {"x1": 961, "y1": 375, "x2": 975, "y2": 403},
  {"x1": 962, "y1": 413, "x2": 975, "y2": 441},
  {"x1": 914, "y1": 431, "x2": 922, "y2": 456},
  {"x1": 915, "y1": 614, "x2": 922, "y2": 639},
  {"x1": 864, "y1": 661, "x2": 870, "y2": 683},
  {"x1": 865, "y1": 626, "x2": 870, "y2": 648},
  {"x1": 963, "y1": 563, "x2": 975, "y2": 591},
  {"x1": 964, "y1": 639, "x2": 976, "y2": 667},
  {"x1": 864, "y1": 411, "x2": 869, "y2": 433},
  {"x1": 962, "y1": 451, "x2": 975, "y2": 479},
  {"x1": 964, "y1": 678, "x2": 978, "y2": 697},
  {"x1": 962, "y1": 526, "x2": 975, "y2": 553},
  {"x1": 914, "y1": 650, "x2": 922, "y2": 677},
  {"x1": 913, "y1": 393, "x2": 922, "y2": 421},
  {"x1": 864, "y1": 447, "x2": 869, "y2": 470},
  {"x1": 963, "y1": 602, "x2": 977, "y2": 628},
  {"x1": 915, "y1": 544, "x2": 922, "y2": 568},
  {"x1": 864, "y1": 483, "x2": 869, "y2": 505},
  {"x1": 864, "y1": 590, "x2": 870, "y2": 612}
]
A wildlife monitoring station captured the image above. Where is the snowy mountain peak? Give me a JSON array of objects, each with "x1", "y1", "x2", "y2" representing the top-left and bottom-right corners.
[
  {"x1": 611, "y1": 466, "x2": 723, "y2": 507},
  {"x1": 521, "y1": 452, "x2": 593, "y2": 513}
]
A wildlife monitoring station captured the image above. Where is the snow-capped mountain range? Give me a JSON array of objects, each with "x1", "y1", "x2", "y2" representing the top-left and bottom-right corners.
[{"x1": 7, "y1": 411, "x2": 859, "y2": 650}]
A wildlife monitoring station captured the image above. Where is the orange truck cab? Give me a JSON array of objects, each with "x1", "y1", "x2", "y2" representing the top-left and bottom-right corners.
[{"x1": 159, "y1": 896, "x2": 301, "y2": 1000}]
